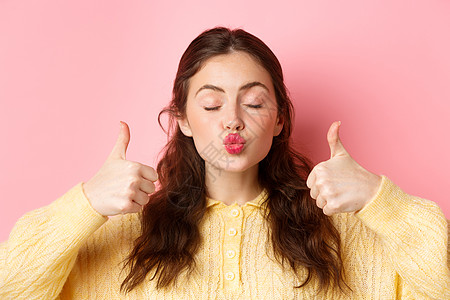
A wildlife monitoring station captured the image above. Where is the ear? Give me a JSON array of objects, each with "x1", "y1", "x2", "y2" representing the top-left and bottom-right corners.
[
  {"x1": 273, "y1": 115, "x2": 284, "y2": 136},
  {"x1": 177, "y1": 117, "x2": 193, "y2": 137}
]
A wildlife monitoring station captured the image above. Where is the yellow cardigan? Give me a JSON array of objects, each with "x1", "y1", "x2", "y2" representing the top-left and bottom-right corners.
[{"x1": 0, "y1": 176, "x2": 448, "y2": 299}]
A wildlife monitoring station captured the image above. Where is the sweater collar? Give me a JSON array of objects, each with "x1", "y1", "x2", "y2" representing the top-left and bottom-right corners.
[{"x1": 205, "y1": 188, "x2": 269, "y2": 209}]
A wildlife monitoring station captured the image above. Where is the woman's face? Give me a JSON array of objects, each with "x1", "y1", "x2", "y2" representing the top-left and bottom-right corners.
[{"x1": 178, "y1": 51, "x2": 283, "y2": 173}]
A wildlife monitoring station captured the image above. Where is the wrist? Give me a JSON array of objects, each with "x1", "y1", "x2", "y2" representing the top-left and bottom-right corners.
[{"x1": 358, "y1": 173, "x2": 383, "y2": 212}]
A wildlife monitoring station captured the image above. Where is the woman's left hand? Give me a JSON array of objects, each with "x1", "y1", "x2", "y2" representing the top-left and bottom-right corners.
[{"x1": 306, "y1": 121, "x2": 382, "y2": 215}]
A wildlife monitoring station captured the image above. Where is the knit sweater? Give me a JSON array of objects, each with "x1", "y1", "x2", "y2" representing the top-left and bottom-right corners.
[{"x1": 0, "y1": 176, "x2": 448, "y2": 299}]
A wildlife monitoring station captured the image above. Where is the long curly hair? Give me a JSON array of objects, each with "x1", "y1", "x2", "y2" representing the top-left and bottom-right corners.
[{"x1": 120, "y1": 27, "x2": 348, "y2": 294}]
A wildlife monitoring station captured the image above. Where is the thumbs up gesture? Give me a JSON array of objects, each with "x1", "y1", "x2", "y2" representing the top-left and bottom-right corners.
[
  {"x1": 82, "y1": 121, "x2": 159, "y2": 216},
  {"x1": 306, "y1": 121, "x2": 382, "y2": 216}
]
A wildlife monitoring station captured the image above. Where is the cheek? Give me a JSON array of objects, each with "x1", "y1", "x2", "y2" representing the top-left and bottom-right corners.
[
  {"x1": 188, "y1": 117, "x2": 221, "y2": 155},
  {"x1": 258, "y1": 132, "x2": 275, "y2": 150},
  {"x1": 244, "y1": 109, "x2": 278, "y2": 135},
  {"x1": 186, "y1": 107, "x2": 213, "y2": 136},
  {"x1": 245, "y1": 112, "x2": 278, "y2": 153}
]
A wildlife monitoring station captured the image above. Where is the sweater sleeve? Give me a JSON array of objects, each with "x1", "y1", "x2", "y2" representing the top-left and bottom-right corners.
[
  {"x1": 355, "y1": 175, "x2": 450, "y2": 299},
  {"x1": 0, "y1": 182, "x2": 108, "y2": 300}
]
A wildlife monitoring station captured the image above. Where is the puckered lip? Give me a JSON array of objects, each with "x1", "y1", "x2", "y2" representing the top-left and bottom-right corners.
[{"x1": 223, "y1": 133, "x2": 246, "y2": 145}]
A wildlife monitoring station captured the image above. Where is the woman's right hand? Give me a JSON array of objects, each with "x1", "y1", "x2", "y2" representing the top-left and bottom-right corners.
[{"x1": 82, "y1": 121, "x2": 158, "y2": 217}]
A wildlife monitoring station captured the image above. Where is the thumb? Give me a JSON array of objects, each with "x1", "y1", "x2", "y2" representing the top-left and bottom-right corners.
[
  {"x1": 108, "y1": 121, "x2": 130, "y2": 160},
  {"x1": 327, "y1": 121, "x2": 348, "y2": 158}
]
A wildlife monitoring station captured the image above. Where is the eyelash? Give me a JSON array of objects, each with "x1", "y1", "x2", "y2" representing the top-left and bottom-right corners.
[
  {"x1": 204, "y1": 104, "x2": 263, "y2": 111},
  {"x1": 246, "y1": 104, "x2": 263, "y2": 109},
  {"x1": 204, "y1": 106, "x2": 220, "y2": 111}
]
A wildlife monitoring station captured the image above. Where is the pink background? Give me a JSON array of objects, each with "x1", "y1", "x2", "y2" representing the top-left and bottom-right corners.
[{"x1": 1, "y1": 0, "x2": 449, "y2": 242}]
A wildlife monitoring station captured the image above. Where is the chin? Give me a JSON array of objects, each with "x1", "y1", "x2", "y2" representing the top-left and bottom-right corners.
[{"x1": 210, "y1": 159, "x2": 260, "y2": 173}]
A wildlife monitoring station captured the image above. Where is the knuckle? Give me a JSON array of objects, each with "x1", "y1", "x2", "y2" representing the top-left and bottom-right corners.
[
  {"x1": 127, "y1": 176, "x2": 141, "y2": 190},
  {"x1": 326, "y1": 200, "x2": 340, "y2": 212},
  {"x1": 315, "y1": 177, "x2": 326, "y2": 188},
  {"x1": 118, "y1": 201, "x2": 132, "y2": 213},
  {"x1": 316, "y1": 176, "x2": 334, "y2": 190},
  {"x1": 323, "y1": 209, "x2": 333, "y2": 216},
  {"x1": 131, "y1": 175, "x2": 141, "y2": 185},
  {"x1": 315, "y1": 163, "x2": 327, "y2": 173},
  {"x1": 318, "y1": 197, "x2": 327, "y2": 208},
  {"x1": 125, "y1": 189, "x2": 136, "y2": 199},
  {"x1": 127, "y1": 161, "x2": 141, "y2": 172},
  {"x1": 316, "y1": 200, "x2": 324, "y2": 209},
  {"x1": 321, "y1": 185, "x2": 333, "y2": 198}
]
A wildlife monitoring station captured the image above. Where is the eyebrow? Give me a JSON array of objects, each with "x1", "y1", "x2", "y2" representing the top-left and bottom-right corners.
[{"x1": 195, "y1": 81, "x2": 269, "y2": 97}]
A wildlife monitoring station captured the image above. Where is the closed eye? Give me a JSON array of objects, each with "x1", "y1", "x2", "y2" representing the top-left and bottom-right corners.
[
  {"x1": 204, "y1": 106, "x2": 220, "y2": 111},
  {"x1": 245, "y1": 104, "x2": 263, "y2": 109}
]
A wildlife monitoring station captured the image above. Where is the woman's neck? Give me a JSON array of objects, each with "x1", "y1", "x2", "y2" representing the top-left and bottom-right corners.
[{"x1": 205, "y1": 163, "x2": 262, "y2": 206}]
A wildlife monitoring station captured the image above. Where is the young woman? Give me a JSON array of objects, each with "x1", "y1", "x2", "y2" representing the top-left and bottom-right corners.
[{"x1": 0, "y1": 27, "x2": 448, "y2": 299}]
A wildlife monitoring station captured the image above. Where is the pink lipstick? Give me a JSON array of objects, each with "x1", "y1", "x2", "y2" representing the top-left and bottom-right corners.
[{"x1": 223, "y1": 133, "x2": 246, "y2": 154}]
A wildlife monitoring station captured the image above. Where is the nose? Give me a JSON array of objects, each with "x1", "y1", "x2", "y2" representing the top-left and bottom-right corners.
[
  {"x1": 225, "y1": 119, "x2": 243, "y2": 131},
  {"x1": 223, "y1": 106, "x2": 244, "y2": 132}
]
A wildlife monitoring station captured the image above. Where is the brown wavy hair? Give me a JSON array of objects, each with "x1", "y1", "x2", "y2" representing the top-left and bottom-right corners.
[{"x1": 120, "y1": 27, "x2": 348, "y2": 294}]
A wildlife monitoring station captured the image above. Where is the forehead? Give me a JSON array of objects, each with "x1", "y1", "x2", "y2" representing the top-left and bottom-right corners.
[{"x1": 188, "y1": 51, "x2": 275, "y2": 96}]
